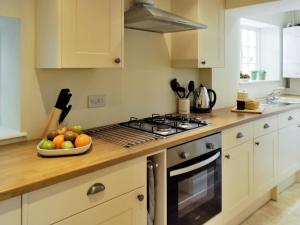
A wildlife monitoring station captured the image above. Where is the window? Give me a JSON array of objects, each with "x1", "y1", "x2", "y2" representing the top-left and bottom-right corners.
[
  {"x1": 240, "y1": 27, "x2": 260, "y2": 74},
  {"x1": 240, "y1": 18, "x2": 281, "y2": 82},
  {"x1": 0, "y1": 17, "x2": 26, "y2": 141}
]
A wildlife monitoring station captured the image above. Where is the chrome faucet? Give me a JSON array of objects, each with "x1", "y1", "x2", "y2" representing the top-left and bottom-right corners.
[{"x1": 266, "y1": 87, "x2": 284, "y2": 104}]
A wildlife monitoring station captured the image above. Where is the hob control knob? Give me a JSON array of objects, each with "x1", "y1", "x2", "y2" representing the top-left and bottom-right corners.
[
  {"x1": 206, "y1": 143, "x2": 215, "y2": 150},
  {"x1": 179, "y1": 152, "x2": 190, "y2": 159}
]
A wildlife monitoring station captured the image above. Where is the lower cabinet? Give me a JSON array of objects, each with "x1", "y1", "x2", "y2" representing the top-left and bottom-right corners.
[
  {"x1": 223, "y1": 141, "x2": 253, "y2": 221},
  {"x1": 0, "y1": 196, "x2": 21, "y2": 225},
  {"x1": 22, "y1": 157, "x2": 146, "y2": 225},
  {"x1": 53, "y1": 187, "x2": 146, "y2": 225},
  {"x1": 253, "y1": 132, "x2": 277, "y2": 196},
  {"x1": 278, "y1": 124, "x2": 300, "y2": 182}
]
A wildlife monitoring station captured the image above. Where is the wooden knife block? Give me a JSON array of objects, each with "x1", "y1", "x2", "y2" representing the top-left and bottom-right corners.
[{"x1": 42, "y1": 107, "x2": 62, "y2": 137}]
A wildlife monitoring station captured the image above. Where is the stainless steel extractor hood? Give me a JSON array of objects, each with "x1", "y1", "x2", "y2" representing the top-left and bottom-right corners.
[{"x1": 125, "y1": 0, "x2": 207, "y2": 33}]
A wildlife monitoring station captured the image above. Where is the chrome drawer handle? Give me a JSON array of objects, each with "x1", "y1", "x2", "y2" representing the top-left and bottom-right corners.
[
  {"x1": 236, "y1": 132, "x2": 244, "y2": 139},
  {"x1": 288, "y1": 116, "x2": 293, "y2": 121},
  {"x1": 264, "y1": 123, "x2": 270, "y2": 129},
  {"x1": 87, "y1": 183, "x2": 105, "y2": 196}
]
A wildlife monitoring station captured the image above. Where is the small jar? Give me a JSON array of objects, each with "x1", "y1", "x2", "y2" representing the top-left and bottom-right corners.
[{"x1": 237, "y1": 100, "x2": 246, "y2": 110}]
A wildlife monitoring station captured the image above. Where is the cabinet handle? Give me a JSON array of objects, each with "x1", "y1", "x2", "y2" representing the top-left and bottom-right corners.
[
  {"x1": 201, "y1": 60, "x2": 206, "y2": 65},
  {"x1": 264, "y1": 123, "x2": 270, "y2": 129},
  {"x1": 225, "y1": 154, "x2": 230, "y2": 159},
  {"x1": 137, "y1": 194, "x2": 145, "y2": 202},
  {"x1": 87, "y1": 183, "x2": 105, "y2": 196},
  {"x1": 114, "y1": 58, "x2": 121, "y2": 64},
  {"x1": 255, "y1": 142, "x2": 260, "y2": 146},
  {"x1": 288, "y1": 116, "x2": 293, "y2": 121},
  {"x1": 236, "y1": 132, "x2": 244, "y2": 139}
]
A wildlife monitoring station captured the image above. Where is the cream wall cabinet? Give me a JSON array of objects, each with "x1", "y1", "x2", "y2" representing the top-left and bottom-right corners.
[
  {"x1": 37, "y1": 0, "x2": 124, "y2": 68},
  {"x1": 222, "y1": 141, "x2": 253, "y2": 221},
  {"x1": 171, "y1": 0, "x2": 225, "y2": 68},
  {"x1": 0, "y1": 197, "x2": 21, "y2": 225},
  {"x1": 253, "y1": 132, "x2": 277, "y2": 196},
  {"x1": 283, "y1": 27, "x2": 300, "y2": 78},
  {"x1": 22, "y1": 157, "x2": 146, "y2": 225},
  {"x1": 225, "y1": 0, "x2": 279, "y2": 9},
  {"x1": 53, "y1": 187, "x2": 146, "y2": 225}
]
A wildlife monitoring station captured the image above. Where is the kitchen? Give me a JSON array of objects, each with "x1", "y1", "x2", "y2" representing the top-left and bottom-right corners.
[{"x1": 1, "y1": 0, "x2": 300, "y2": 225}]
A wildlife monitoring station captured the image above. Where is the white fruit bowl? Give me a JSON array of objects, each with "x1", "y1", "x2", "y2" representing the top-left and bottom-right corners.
[{"x1": 37, "y1": 138, "x2": 92, "y2": 157}]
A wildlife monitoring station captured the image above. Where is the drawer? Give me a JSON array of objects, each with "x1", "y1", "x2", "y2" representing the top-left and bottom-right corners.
[
  {"x1": 222, "y1": 123, "x2": 253, "y2": 150},
  {"x1": 22, "y1": 157, "x2": 146, "y2": 225},
  {"x1": 53, "y1": 187, "x2": 146, "y2": 225},
  {"x1": 253, "y1": 116, "x2": 277, "y2": 138},
  {"x1": 278, "y1": 109, "x2": 300, "y2": 129}
]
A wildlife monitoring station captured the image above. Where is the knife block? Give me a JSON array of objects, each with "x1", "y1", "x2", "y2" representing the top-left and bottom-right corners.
[{"x1": 42, "y1": 107, "x2": 62, "y2": 137}]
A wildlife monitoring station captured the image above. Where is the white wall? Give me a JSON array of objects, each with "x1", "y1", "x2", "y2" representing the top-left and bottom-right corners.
[{"x1": 0, "y1": 0, "x2": 202, "y2": 140}]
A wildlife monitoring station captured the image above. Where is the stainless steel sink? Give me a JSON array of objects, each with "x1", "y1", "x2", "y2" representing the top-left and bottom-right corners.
[{"x1": 260, "y1": 97, "x2": 300, "y2": 106}]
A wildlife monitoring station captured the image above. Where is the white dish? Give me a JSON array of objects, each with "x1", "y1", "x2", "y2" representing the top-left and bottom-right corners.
[{"x1": 37, "y1": 138, "x2": 92, "y2": 157}]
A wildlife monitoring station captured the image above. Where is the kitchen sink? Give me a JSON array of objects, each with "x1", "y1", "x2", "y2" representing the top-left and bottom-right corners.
[{"x1": 260, "y1": 97, "x2": 300, "y2": 106}]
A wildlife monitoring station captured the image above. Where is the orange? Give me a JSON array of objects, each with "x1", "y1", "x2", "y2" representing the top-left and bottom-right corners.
[
  {"x1": 75, "y1": 134, "x2": 90, "y2": 148},
  {"x1": 53, "y1": 134, "x2": 65, "y2": 149}
]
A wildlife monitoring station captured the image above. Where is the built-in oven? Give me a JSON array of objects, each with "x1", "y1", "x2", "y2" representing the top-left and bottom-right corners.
[{"x1": 167, "y1": 133, "x2": 222, "y2": 225}]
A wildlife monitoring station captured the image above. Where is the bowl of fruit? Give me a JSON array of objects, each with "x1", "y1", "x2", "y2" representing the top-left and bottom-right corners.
[{"x1": 37, "y1": 125, "x2": 92, "y2": 157}]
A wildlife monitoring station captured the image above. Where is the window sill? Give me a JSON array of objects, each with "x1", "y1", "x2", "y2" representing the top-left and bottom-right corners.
[
  {"x1": 0, "y1": 126, "x2": 27, "y2": 141},
  {"x1": 239, "y1": 79, "x2": 282, "y2": 85}
]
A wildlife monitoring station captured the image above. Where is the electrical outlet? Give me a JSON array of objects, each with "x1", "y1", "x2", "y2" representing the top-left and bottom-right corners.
[{"x1": 88, "y1": 95, "x2": 106, "y2": 108}]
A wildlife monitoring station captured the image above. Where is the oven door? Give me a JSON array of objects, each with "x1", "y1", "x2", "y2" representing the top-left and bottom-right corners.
[{"x1": 167, "y1": 150, "x2": 221, "y2": 225}]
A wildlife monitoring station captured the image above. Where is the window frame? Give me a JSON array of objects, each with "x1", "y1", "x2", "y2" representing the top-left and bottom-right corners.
[{"x1": 240, "y1": 25, "x2": 261, "y2": 75}]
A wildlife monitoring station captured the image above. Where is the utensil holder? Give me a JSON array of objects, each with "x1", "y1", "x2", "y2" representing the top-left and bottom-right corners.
[{"x1": 178, "y1": 99, "x2": 190, "y2": 115}]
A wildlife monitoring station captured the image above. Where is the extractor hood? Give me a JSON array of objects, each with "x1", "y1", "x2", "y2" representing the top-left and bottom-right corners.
[{"x1": 125, "y1": 0, "x2": 207, "y2": 33}]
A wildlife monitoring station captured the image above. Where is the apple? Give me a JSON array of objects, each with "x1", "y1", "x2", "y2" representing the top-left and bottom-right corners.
[
  {"x1": 47, "y1": 130, "x2": 58, "y2": 141},
  {"x1": 64, "y1": 131, "x2": 78, "y2": 142},
  {"x1": 61, "y1": 141, "x2": 74, "y2": 149},
  {"x1": 57, "y1": 127, "x2": 68, "y2": 135},
  {"x1": 71, "y1": 125, "x2": 82, "y2": 134},
  {"x1": 40, "y1": 139, "x2": 56, "y2": 150}
]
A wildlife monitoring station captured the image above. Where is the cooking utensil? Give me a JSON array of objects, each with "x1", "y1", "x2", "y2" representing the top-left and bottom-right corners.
[
  {"x1": 177, "y1": 86, "x2": 186, "y2": 98},
  {"x1": 170, "y1": 79, "x2": 182, "y2": 98},
  {"x1": 186, "y1": 81, "x2": 195, "y2": 98}
]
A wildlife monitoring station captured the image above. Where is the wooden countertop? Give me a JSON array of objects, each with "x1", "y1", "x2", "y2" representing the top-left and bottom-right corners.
[{"x1": 1, "y1": 103, "x2": 300, "y2": 201}]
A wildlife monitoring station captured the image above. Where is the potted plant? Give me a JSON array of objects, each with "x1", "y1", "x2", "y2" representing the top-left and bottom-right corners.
[{"x1": 240, "y1": 72, "x2": 250, "y2": 83}]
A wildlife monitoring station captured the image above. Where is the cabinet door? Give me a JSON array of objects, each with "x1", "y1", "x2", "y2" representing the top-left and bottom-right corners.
[
  {"x1": 283, "y1": 27, "x2": 300, "y2": 78},
  {"x1": 223, "y1": 141, "x2": 253, "y2": 219},
  {"x1": 278, "y1": 125, "x2": 300, "y2": 181},
  {"x1": 0, "y1": 197, "x2": 21, "y2": 225},
  {"x1": 253, "y1": 132, "x2": 277, "y2": 196},
  {"x1": 198, "y1": 0, "x2": 224, "y2": 68},
  {"x1": 54, "y1": 187, "x2": 146, "y2": 225},
  {"x1": 61, "y1": 0, "x2": 123, "y2": 68}
]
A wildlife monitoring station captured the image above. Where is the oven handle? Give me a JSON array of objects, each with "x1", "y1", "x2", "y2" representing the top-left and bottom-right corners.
[{"x1": 170, "y1": 152, "x2": 220, "y2": 177}]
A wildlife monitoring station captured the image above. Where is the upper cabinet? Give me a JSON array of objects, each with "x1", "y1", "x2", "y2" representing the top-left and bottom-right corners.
[
  {"x1": 171, "y1": 0, "x2": 225, "y2": 68},
  {"x1": 36, "y1": 0, "x2": 124, "y2": 69},
  {"x1": 225, "y1": 0, "x2": 279, "y2": 9},
  {"x1": 283, "y1": 27, "x2": 300, "y2": 78}
]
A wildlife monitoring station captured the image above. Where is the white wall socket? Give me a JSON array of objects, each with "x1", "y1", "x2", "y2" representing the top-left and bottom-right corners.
[{"x1": 88, "y1": 95, "x2": 106, "y2": 108}]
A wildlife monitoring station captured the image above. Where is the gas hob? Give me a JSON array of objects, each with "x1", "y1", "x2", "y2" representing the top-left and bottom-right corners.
[{"x1": 119, "y1": 114, "x2": 209, "y2": 137}]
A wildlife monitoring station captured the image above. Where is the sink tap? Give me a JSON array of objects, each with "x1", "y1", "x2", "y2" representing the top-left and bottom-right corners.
[{"x1": 266, "y1": 87, "x2": 285, "y2": 104}]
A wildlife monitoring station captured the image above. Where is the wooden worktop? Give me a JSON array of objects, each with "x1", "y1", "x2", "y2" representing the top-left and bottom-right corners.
[{"x1": 0, "y1": 103, "x2": 300, "y2": 201}]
